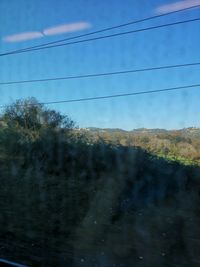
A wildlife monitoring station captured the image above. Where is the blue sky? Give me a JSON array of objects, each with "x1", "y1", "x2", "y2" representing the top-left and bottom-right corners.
[{"x1": 0, "y1": 0, "x2": 200, "y2": 130}]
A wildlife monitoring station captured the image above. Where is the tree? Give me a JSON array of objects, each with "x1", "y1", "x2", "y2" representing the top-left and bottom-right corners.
[
  {"x1": 1, "y1": 97, "x2": 75, "y2": 131},
  {"x1": 0, "y1": 98, "x2": 76, "y2": 162}
]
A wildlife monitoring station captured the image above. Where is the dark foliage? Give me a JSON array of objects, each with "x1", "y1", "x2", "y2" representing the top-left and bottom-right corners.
[{"x1": 0, "y1": 99, "x2": 200, "y2": 267}]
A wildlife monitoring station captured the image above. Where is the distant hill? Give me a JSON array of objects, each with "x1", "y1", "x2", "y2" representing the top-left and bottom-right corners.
[
  {"x1": 84, "y1": 127, "x2": 200, "y2": 135},
  {"x1": 81, "y1": 127, "x2": 200, "y2": 165},
  {"x1": 86, "y1": 127, "x2": 128, "y2": 133}
]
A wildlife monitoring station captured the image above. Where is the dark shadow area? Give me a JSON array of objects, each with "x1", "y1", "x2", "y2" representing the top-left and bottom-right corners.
[{"x1": 0, "y1": 99, "x2": 200, "y2": 267}]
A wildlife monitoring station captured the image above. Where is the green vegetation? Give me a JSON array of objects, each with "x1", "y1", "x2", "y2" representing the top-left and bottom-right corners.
[
  {"x1": 84, "y1": 127, "x2": 200, "y2": 165},
  {"x1": 0, "y1": 98, "x2": 200, "y2": 267}
]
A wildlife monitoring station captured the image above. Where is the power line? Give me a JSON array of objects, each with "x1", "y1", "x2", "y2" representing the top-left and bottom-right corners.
[
  {"x1": 0, "y1": 61, "x2": 200, "y2": 85},
  {"x1": 37, "y1": 84, "x2": 200, "y2": 104},
  {"x1": 0, "y1": 84, "x2": 199, "y2": 108},
  {"x1": 1, "y1": 17, "x2": 200, "y2": 57},
  {"x1": 2, "y1": 3, "x2": 200, "y2": 55}
]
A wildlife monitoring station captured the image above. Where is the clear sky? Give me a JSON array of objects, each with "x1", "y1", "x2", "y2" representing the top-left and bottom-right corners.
[{"x1": 0, "y1": 0, "x2": 200, "y2": 130}]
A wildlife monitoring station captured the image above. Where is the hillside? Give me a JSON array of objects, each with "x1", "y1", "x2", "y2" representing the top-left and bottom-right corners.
[
  {"x1": 82, "y1": 127, "x2": 200, "y2": 165},
  {"x1": 0, "y1": 99, "x2": 200, "y2": 266}
]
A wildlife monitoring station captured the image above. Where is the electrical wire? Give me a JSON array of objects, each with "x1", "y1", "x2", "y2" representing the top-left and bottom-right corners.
[
  {"x1": 0, "y1": 62, "x2": 199, "y2": 85},
  {"x1": 1, "y1": 17, "x2": 200, "y2": 57},
  {"x1": 0, "y1": 83, "x2": 199, "y2": 108}
]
